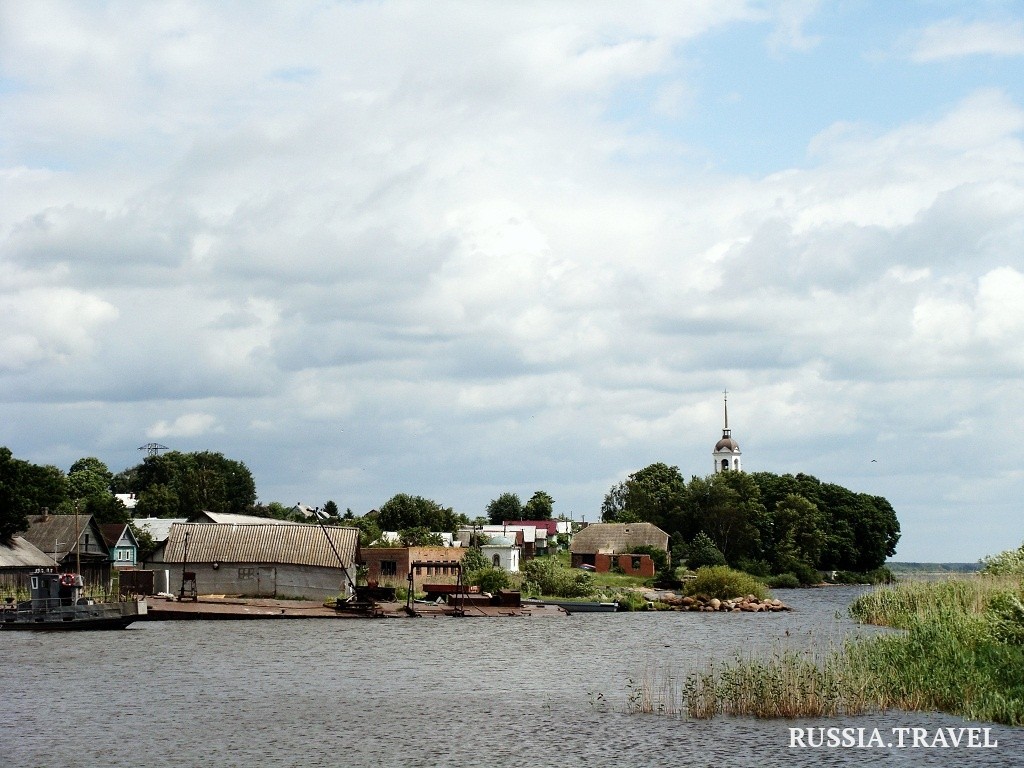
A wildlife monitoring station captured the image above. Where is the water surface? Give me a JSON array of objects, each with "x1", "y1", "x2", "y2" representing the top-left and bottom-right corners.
[{"x1": 3, "y1": 587, "x2": 1019, "y2": 767}]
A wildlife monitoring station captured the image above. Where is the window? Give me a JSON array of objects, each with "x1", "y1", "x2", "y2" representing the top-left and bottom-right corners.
[
  {"x1": 492, "y1": 554, "x2": 501, "y2": 567},
  {"x1": 380, "y1": 560, "x2": 397, "y2": 577},
  {"x1": 238, "y1": 567, "x2": 256, "y2": 580}
]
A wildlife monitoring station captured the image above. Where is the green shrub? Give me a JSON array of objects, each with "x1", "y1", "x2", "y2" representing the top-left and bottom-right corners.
[
  {"x1": 789, "y1": 561, "x2": 821, "y2": 586},
  {"x1": 683, "y1": 566, "x2": 769, "y2": 601},
  {"x1": 986, "y1": 590, "x2": 1024, "y2": 645},
  {"x1": 631, "y1": 545, "x2": 669, "y2": 575},
  {"x1": 981, "y1": 542, "x2": 1024, "y2": 576},
  {"x1": 615, "y1": 591, "x2": 649, "y2": 612},
  {"x1": 521, "y1": 557, "x2": 593, "y2": 598},
  {"x1": 765, "y1": 573, "x2": 801, "y2": 589},
  {"x1": 469, "y1": 567, "x2": 510, "y2": 594}
]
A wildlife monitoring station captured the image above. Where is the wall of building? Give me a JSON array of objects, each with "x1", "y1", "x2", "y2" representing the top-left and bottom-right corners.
[
  {"x1": 361, "y1": 547, "x2": 466, "y2": 592},
  {"x1": 146, "y1": 561, "x2": 352, "y2": 600},
  {"x1": 594, "y1": 553, "x2": 655, "y2": 578}
]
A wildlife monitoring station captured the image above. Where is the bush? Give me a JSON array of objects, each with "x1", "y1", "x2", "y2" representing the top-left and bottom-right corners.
[
  {"x1": 631, "y1": 545, "x2": 669, "y2": 575},
  {"x1": 981, "y1": 542, "x2": 1024, "y2": 576},
  {"x1": 521, "y1": 557, "x2": 593, "y2": 598},
  {"x1": 683, "y1": 566, "x2": 769, "y2": 601},
  {"x1": 765, "y1": 573, "x2": 801, "y2": 589},
  {"x1": 789, "y1": 561, "x2": 821, "y2": 586},
  {"x1": 469, "y1": 567, "x2": 510, "y2": 594},
  {"x1": 615, "y1": 591, "x2": 649, "y2": 612}
]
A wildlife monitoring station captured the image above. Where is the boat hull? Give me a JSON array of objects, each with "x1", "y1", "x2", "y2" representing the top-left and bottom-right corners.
[{"x1": 1, "y1": 599, "x2": 146, "y2": 631}]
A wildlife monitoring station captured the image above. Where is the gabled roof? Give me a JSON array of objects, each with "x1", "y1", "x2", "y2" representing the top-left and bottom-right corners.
[
  {"x1": 99, "y1": 523, "x2": 138, "y2": 550},
  {"x1": 569, "y1": 522, "x2": 669, "y2": 555},
  {"x1": 159, "y1": 522, "x2": 359, "y2": 568},
  {"x1": 19, "y1": 513, "x2": 108, "y2": 560},
  {"x1": 0, "y1": 536, "x2": 56, "y2": 569}
]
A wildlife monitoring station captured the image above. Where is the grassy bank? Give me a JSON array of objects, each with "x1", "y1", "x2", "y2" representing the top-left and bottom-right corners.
[{"x1": 626, "y1": 573, "x2": 1024, "y2": 725}]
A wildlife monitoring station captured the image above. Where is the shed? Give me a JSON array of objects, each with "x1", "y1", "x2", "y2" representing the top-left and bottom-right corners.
[
  {"x1": 0, "y1": 536, "x2": 56, "y2": 592},
  {"x1": 146, "y1": 522, "x2": 360, "y2": 600}
]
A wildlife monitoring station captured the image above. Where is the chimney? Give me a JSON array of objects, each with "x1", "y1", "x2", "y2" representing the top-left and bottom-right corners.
[{"x1": 40, "y1": 507, "x2": 49, "y2": 522}]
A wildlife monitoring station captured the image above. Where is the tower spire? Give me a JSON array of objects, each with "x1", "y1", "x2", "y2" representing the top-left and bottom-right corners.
[
  {"x1": 723, "y1": 389, "x2": 729, "y2": 433},
  {"x1": 712, "y1": 389, "x2": 741, "y2": 473}
]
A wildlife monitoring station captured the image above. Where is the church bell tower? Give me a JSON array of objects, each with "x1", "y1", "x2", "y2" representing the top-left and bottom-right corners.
[{"x1": 712, "y1": 390, "x2": 742, "y2": 473}]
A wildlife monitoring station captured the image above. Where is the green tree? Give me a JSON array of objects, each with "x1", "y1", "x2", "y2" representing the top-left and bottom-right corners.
[
  {"x1": 685, "y1": 531, "x2": 727, "y2": 569},
  {"x1": 0, "y1": 449, "x2": 68, "y2": 543},
  {"x1": 130, "y1": 521, "x2": 157, "y2": 561},
  {"x1": 398, "y1": 526, "x2": 445, "y2": 546},
  {"x1": 771, "y1": 493, "x2": 825, "y2": 573},
  {"x1": 323, "y1": 500, "x2": 340, "y2": 518},
  {"x1": 126, "y1": 450, "x2": 256, "y2": 519},
  {"x1": 486, "y1": 492, "x2": 522, "y2": 524},
  {"x1": 523, "y1": 490, "x2": 555, "y2": 519},
  {"x1": 602, "y1": 463, "x2": 686, "y2": 530},
  {"x1": 600, "y1": 481, "x2": 634, "y2": 522},
  {"x1": 377, "y1": 494, "x2": 458, "y2": 533},
  {"x1": 134, "y1": 483, "x2": 179, "y2": 519},
  {"x1": 460, "y1": 547, "x2": 488, "y2": 573}
]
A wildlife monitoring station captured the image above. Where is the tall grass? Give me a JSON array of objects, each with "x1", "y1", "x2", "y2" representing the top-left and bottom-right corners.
[{"x1": 625, "y1": 574, "x2": 1024, "y2": 725}]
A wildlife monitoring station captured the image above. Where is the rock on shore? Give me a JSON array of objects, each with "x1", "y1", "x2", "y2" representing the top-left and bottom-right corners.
[{"x1": 645, "y1": 591, "x2": 791, "y2": 612}]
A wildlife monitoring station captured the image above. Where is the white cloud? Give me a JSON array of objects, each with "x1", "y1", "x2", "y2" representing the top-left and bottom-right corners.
[
  {"x1": 909, "y1": 19, "x2": 1024, "y2": 62},
  {"x1": 147, "y1": 413, "x2": 221, "y2": 439},
  {"x1": 3, "y1": 2, "x2": 1024, "y2": 560}
]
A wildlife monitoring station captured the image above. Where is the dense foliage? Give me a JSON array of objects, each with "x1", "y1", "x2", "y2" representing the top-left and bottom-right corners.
[
  {"x1": 377, "y1": 493, "x2": 461, "y2": 533},
  {"x1": 602, "y1": 463, "x2": 899, "y2": 580},
  {"x1": 486, "y1": 492, "x2": 522, "y2": 524},
  {"x1": 520, "y1": 556, "x2": 593, "y2": 598},
  {"x1": 118, "y1": 451, "x2": 257, "y2": 519},
  {"x1": 0, "y1": 447, "x2": 68, "y2": 543}
]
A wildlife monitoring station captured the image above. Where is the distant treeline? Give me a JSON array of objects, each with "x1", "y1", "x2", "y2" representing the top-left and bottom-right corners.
[{"x1": 887, "y1": 562, "x2": 983, "y2": 573}]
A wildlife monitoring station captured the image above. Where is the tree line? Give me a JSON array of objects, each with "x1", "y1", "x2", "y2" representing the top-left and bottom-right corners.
[
  {"x1": 602, "y1": 462, "x2": 900, "y2": 579},
  {"x1": 0, "y1": 444, "x2": 562, "y2": 550}
]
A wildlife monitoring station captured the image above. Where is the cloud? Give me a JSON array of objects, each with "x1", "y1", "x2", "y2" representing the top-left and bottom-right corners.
[
  {"x1": 147, "y1": 413, "x2": 221, "y2": 439},
  {"x1": 3, "y1": 3, "x2": 1024, "y2": 560},
  {"x1": 908, "y1": 18, "x2": 1024, "y2": 62}
]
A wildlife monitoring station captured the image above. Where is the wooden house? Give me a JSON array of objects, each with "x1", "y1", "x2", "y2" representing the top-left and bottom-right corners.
[{"x1": 19, "y1": 511, "x2": 111, "y2": 586}]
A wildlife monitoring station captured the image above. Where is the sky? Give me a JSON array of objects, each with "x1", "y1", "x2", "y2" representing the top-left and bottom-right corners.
[{"x1": 2, "y1": 1, "x2": 1023, "y2": 562}]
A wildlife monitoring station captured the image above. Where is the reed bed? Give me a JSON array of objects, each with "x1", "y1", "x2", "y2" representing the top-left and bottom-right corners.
[{"x1": 625, "y1": 574, "x2": 1024, "y2": 725}]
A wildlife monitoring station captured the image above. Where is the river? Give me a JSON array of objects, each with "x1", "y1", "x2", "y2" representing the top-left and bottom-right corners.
[{"x1": 3, "y1": 586, "x2": 1019, "y2": 767}]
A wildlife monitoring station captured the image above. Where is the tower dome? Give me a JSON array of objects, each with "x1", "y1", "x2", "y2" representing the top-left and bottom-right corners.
[{"x1": 712, "y1": 390, "x2": 742, "y2": 473}]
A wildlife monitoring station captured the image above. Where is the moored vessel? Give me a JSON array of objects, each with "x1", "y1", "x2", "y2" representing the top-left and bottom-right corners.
[{"x1": 1, "y1": 570, "x2": 146, "y2": 630}]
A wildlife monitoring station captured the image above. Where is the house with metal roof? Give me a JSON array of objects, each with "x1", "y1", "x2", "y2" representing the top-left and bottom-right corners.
[
  {"x1": 145, "y1": 521, "x2": 360, "y2": 600},
  {"x1": 569, "y1": 522, "x2": 669, "y2": 577},
  {"x1": 0, "y1": 536, "x2": 56, "y2": 592}
]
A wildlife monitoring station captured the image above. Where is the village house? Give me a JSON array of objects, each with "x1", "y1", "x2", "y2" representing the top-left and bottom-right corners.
[
  {"x1": 99, "y1": 523, "x2": 140, "y2": 571},
  {"x1": 569, "y1": 522, "x2": 669, "y2": 578},
  {"x1": 361, "y1": 546, "x2": 467, "y2": 593},
  {"x1": 0, "y1": 536, "x2": 56, "y2": 592},
  {"x1": 145, "y1": 521, "x2": 359, "y2": 600},
  {"x1": 19, "y1": 510, "x2": 111, "y2": 586}
]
